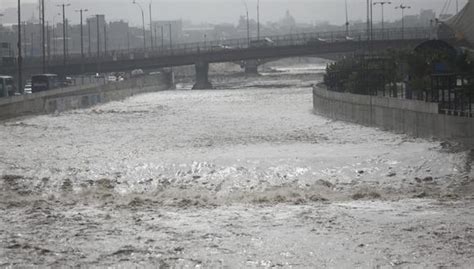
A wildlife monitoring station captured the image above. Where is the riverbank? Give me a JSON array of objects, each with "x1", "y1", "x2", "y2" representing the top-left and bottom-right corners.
[
  {"x1": 313, "y1": 85, "x2": 474, "y2": 148},
  {"x1": 0, "y1": 73, "x2": 171, "y2": 120}
]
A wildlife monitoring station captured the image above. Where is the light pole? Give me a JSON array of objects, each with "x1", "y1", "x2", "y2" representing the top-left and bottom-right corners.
[
  {"x1": 241, "y1": 0, "x2": 250, "y2": 46},
  {"x1": 39, "y1": 0, "x2": 46, "y2": 73},
  {"x1": 257, "y1": 0, "x2": 260, "y2": 40},
  {"x1": 395, "y1": 4, "x2": 411, "y2": 40},
  {"x1": 168, "y1": 23, "x2": 172, "y2": 49},
  {"x1": 370, "y1": 0, "x2": 374, "y2": 40},
  {"x1": 132, "y1": 0, "x2": 146, "y2": 51},
  {"x1": 96, "y1": 15, "x2": 100, "y2": 58},
  {"x1": 366, "y1": 0, "x2": 370, "y2": 41},
  {"x1": 345, "y1": 0, "x2": 349, "y2": 36},
  {"x1": 75, "y1": 9, "x2": 88, "y2": 63},
  {"x1": 373, "y1": 1, "x2": 391, "y2": 39},
  {"x1": 57, "y1": 3, "x2": 71, "y2": 74},
  {"x1": 149, "y1": 1, "x2": 153, "y2": 49},
  {"x1": 17, "y1": 0, "x2": 23, "y2": 93},
  {"x1": 161, "y1": 25, "x2": 164, "y2": 49}
]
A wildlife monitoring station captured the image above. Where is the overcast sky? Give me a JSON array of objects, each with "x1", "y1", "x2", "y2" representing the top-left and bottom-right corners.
[{"x1": 0, "y1": 0, "x2": 467, "y2": 25}]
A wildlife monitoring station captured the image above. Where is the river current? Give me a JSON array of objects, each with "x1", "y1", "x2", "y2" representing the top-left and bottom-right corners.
[{"x1": 1, "y1": 59, "x2": 473, "y2": 267}]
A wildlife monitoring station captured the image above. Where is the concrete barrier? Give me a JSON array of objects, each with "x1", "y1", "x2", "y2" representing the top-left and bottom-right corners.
[
  {"x1": 313, "y1": 86, "x2": 474, "y2": 147},
  {"x1": 0, "y1": 74, "x2": 171, "y2": 120}
]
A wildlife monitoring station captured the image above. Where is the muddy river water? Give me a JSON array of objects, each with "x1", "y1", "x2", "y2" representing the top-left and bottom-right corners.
[{"x1": 1, "y1": 60, "x2": 473, "y2": 267}]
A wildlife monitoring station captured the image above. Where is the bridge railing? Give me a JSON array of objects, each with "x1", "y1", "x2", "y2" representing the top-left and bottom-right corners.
[{"x1": 3, "y1": 27, "x2": 432, "y2": 70}]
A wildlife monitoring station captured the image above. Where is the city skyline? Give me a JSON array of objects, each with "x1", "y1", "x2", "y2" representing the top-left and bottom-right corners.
[{"x1": 0, "y1": 0, "x2": 466, "y2": 26}]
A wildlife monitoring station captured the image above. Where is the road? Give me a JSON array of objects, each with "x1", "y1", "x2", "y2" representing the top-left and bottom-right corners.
[{"x1": 1, "y1": 59, "x2": 473, "y2": 267}]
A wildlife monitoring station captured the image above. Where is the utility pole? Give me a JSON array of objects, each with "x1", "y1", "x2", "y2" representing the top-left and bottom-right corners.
[
  {"x1": 370, "y1": 0, "x2": 374, "y2": 40},
  {"x1": 133, "y1": 0, "x2": 146, "y2": 51},
  {"x1": 169, "y1": 23, "x2": 172, "y2": 49},
  {"x1": 41, "y1": 0, "x2": 46, "y2": 73},
  {"x1": 96, "y1": 15, "x2": 100, "y2": 57},
  {"x1": 345, "y1": 0, "x2": 349, "y2": 36},
  {"x1": 154, "y1": 25, "x2": 157, "y2": 50},
  {"x1": 57, "y1": 3, "x2": 71, "y2": 75},
  {"x1": 149, "y1": 2, "x2": 153, "y2": 49},
  {"x1": 75, "y1": 9, "x2": 88, "y2": 63},
  {"x1": 161, "y1": 25, "x2": 164, "y2": 48},
  {"x1": 104, "y1": 23, "x2": 107, "y2": 56},
  {"x1": 395, "y1": 4, "x2": 411, "y2": 40},
  {"x1": 367, "y1": 0, "x2": 370, "y2": 41},
  {"x1": 373, "y1": 1, "x2": 392, "y2": 39},
  {"x1": 88, "y1": 19, "x2": 91, "y2": 57},
  {"x1": 17, "y1": 0, "x2": 23, "y2": 93},
  {"x1": 127, "y1": 30, "x2": 130, "y2": 53},
  {"x1": 46, "y1": 21, "x2": 50, "y2": 62},
  {"x1": 241, "y1": 0, "x2": 250, "y2": 46},
  {"x1": 257, "y1": 0, "x2": 260, "y2": 40},
  {"x1": 96, "y1": 14, "x2": 101, "y2": 74}
]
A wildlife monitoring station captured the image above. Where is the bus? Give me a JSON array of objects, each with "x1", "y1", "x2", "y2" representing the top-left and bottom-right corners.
[
  {"x1": 31, "y1": 74, "x2": 59, "y2": 93},
  {"x1": 0, "y1": 75, "x2": 16, "y2": 98}
]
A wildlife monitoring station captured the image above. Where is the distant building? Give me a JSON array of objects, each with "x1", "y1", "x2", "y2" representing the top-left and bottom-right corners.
[
  {"x1": 152, "y1": 20, "x2": 183, "y2": 46},
  {"x1": 86, "y1": 15, "x2": 106, "y2": 56},
  {"x1": 109, "y1": 20, "x2": 130, "y2": 51}
]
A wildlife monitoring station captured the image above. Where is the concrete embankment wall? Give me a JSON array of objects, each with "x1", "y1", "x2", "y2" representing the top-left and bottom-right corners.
[
  {"x1": 313, "y1": 86, "x2": 474, "y2": 147},
  {"x1": 0, "y1": 75, "x2": 170, "y2": 120}
]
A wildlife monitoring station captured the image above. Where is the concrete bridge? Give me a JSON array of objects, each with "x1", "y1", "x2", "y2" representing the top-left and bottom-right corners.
[{"x1": 0, "y1": 27, "x2": 455, "y2": 89}]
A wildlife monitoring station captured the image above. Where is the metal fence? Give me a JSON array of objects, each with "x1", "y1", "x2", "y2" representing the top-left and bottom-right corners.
[{"x1": 6, "y1": 27, "x2": 433, "y2": 69}]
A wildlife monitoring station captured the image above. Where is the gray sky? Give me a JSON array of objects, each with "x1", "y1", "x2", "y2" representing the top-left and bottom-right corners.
[{"x1": 0, "y1": 0, "x2": 467, "y2": 25}]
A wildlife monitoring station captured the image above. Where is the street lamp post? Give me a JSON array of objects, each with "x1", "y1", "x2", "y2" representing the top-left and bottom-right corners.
[
  {"x1": 395, "y1": 4, "x2": 411, "y2": 40},
  {"x1": 40, "y1": 0, "x2": 46, "y2": 73},
  {"x1": 345, "y1": 0, "x2": 349, "y2": 36},
  {"x1": 104, "y1": 23, "x2": 107, "y2": 56},
  {"x1": 154, "y1": 25, "x2": 157, "y2": 50},
  {"x1": 132, "y1": 0, "x2": 147, "y2": 51},
  {"x1": 57, "y1": 3, "x2": 71, "y2": 74},
  {"x1": 370, "y1": 0, "x2": 374, "y2": 40},
  {"x1": 96, "y1": 15, "x2": 100, "y2": 58},
  {"x1": 149, "y1": 1, "x2": 153, "y2": 49},
  {"x1": 366, "y1": 0, "x2": 370, "y2": 41},
  {"x1": 373, "y1": 1, "x2": 392, "y2": 39},
  {"x1": 88, "y1": 18, "x2": 91, "y2": 56},
  {"x1": 161, "y1": 25, "x2": 164, "y2": 49},
  {"x1": 169, "y1": 23, "x2": 172, "y2": 49},
  {"x1": 75, "y1": 9, "x2": 88, "y2": 61},
  {"x1": 257, "y1": 0, "x2": 260, "y2": 40},
  {"x1": 241, "y1": 0, "x2": 250, "y2": 46},
  {"x1": 17, "y1": 0, "x2": 23, "y2": 94}
]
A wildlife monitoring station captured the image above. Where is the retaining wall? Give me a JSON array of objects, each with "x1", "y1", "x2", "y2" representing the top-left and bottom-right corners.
[
  {"x1": 0, "y1": 75, "x2": 170, "y2": 120},
  {"x1": 313, "y1": 86, "x2": 474, "y2": 147}
]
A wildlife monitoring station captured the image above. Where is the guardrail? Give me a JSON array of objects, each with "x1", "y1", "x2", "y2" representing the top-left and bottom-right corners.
[{"x1": 3, "y1": 27, "x2": 433, "y2": 69}]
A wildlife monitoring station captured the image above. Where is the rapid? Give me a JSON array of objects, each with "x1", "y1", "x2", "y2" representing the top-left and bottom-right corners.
[{"x1": 1, "y1": 58, "x2": 473, "y2": 267}]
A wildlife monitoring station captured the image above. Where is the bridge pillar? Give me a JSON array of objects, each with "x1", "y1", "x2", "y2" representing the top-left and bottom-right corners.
[
  {"x1": 192, "y1": 61, "x2": 213, "y2": 90},
  {"x1": 244, "y1": 59, "x2": 259, "y2": 74}
]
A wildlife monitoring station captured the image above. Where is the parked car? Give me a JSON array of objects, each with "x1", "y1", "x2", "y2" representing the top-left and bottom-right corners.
[
  {"x1": 131, "y1": 69, "x2": 144, "y2": 77},
  {"x1": 31, "y1": 74, "x2": 59, "y2": 93},
  {"x1": 0, "y1": 75, "x2": 17, "y2": 97}
]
